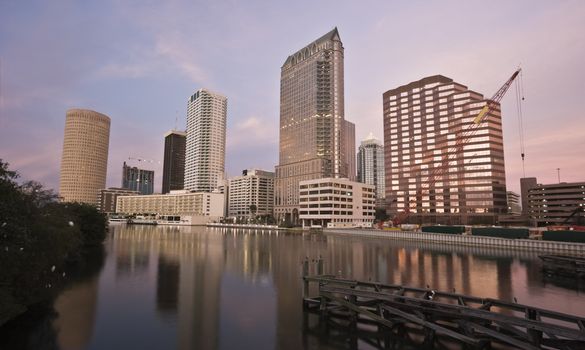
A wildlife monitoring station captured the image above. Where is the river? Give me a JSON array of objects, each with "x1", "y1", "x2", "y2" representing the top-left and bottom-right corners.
[{"x1": 8, "y1": 224, "x2": 585, "y2": 349}]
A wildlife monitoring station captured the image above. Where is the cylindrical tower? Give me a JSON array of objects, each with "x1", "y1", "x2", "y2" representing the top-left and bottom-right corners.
[{"x1": 59, "y1": 109, "x2": 111, "y2": 205}]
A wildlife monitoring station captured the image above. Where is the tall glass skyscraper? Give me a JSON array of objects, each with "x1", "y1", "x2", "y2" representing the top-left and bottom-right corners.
[
  {"x1": 382, "y1": 75, "x2": 507, "y2": 225},
  {"x1": 184, "y1": 89, "x2": 227, "y2": 193},
  {"x1": 357, "y1": 133, "x2": 385, "y2": 207},
  {"x1": 275, "y1": 28, "x2": 354, "y2": 223}
]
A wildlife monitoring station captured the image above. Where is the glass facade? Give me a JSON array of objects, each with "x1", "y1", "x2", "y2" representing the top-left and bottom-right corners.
[
  {"x1": 382, "y1": 76, "x2": 507, "y2": 225},
  {"x1": 162, "y1": 130, "x2": 186, "y2": 194},
  {"x1": 275, "y1": 28, "x2": 353, "y2": 223},
  {"x1": 122, "y1": 161, "x2": 154, "y2": 195},
  {"x1": 357, "y1": 133, "x2": 385, "y2": 207}
]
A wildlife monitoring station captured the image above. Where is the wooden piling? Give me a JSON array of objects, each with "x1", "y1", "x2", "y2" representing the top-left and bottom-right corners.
[
  {"x1": 302, "y1": 274, "x2": 585, "y2": 349},
  {"x1": 302, "y1": 257, "x2": 309, "y2": 306}
]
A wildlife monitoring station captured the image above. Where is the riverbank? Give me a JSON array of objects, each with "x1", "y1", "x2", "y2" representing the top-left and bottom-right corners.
[
  {"x1": 0, "y1": 245, "x2": 106, "y2": 348},
  {"x1": 207, "y1": 223, "x2": 286, "y2": 230},
  {"x1": 325, "y1": 228, "x2": 585, "y2": 254},
  {"x1": 0, "y1": 160, "x2": 108, "y2": 326}
]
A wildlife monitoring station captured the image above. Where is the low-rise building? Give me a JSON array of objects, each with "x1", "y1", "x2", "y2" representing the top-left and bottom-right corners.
[
  {"x1": 116, "y1": 190, "x2": 225, "y2": 225},
  {"x1": 97, "y1": 187, "x2": 140, "y2": 214},
  {"x1": 299, "y1": 178, "x2": 376, "y2": 228},
  {"x1": 228, "y1": 169, "x2": 274, "y2": 219},
  {"x1": 528, "y1": 181, "x2": 585, "y2": 226},
  {"x1": 506, "y1": 191, "x2": 521, "y2": 215}
]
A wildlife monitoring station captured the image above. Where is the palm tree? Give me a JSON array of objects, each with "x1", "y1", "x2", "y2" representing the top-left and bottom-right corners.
[{"x1": 249, "y1": 204, "x2": 257, "y2": 222}]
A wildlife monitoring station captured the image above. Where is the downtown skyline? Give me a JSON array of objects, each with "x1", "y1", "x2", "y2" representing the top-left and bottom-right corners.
[{"x1": 1, "y1": 1, "x2": 584, "y2": 195}]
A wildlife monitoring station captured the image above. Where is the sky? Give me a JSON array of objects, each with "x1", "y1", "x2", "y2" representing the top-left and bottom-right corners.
[{"x1": 1, "y1": 0, "x2": 584, "y2": 194}]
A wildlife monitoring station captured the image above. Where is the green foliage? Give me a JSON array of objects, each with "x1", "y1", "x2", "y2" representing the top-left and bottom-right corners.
[
  {"x1": 374, "y1": 208, "x2": 390, "y2": 222},
  {"x1": 256, "y1": 214, "x2": 276, "y2": 225},
  {"x1": 0, "y1": 160, "x2": 107, "y2": 326},
  {"x1": 66, "y1": 202, "x2": 108, "y2": 246},
  {"x1": 279, "y1": 218, "x2": 294, "y2": 228}
]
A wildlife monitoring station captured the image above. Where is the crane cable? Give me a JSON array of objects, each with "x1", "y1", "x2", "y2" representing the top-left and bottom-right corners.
[{"x1": 515, "y1": 69, "x2": 526, "y2": 178}]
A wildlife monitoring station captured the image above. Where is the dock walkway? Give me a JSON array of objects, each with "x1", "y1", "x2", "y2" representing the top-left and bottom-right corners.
[
  {"x1": 302, "y1": 258, "x2": 585, "y2": 349},
  {"x1": 325, "y1": 229, "x2": 585, "y2": 254}
]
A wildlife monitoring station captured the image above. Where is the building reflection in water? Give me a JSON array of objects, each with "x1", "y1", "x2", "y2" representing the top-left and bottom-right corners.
[
  {"x1": 114, "y1": 226, "x2": 151, "y2": 279},
  {"x1": 52, "y1": 245, "x2": 105, "y2": 350},
  {"x1": 50, "y1": 225, "x2": 585, "y2": 350},
  {"x1": 53, "y1": 277, "x2": 100, "y2": 350},
  {"x1": 157, "y1": 256, "x2": 179, "y2": 316}
]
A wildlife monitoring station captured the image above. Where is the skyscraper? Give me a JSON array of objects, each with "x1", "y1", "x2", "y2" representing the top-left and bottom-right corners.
[
  {"x1": 162, "y1": 130, "x2": 186, "y2": 194},
  {"x1": 59, "y1": 108, "x2": 110, "y2": 205},
  {"x1": 122, "y1": 161, "x2": 154, "y2": 195},
  {"x1": 184, "y1": 89, "x2": 227, "y2": 193},
  {"x1": 343, "y1": 120, "x2": 356, "y2": 181},
  {"x1": 357, "y1": 132, "x2": 385, "y2": 207},
  {"x1": 275, "y1": 28, "x2": 354, "y2": 223},
  {"x1": 383, "y1": 75, "x2": 507, "y2": 225}
]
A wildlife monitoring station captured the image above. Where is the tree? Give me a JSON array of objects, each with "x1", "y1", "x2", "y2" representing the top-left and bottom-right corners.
[
  {"x1": 0, "y1": 160, "x2": 108, "y2": 325},
  {"x1": 249, "y1": 204, "x2": 257, "y2": 221},
  {"x1": 375, "y1": 208, "x2": 390, "y2": 222}
]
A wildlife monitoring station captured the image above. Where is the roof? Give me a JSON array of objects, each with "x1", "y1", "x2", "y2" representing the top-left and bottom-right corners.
[{"x1": 282, "y1": 27, "x2": 341, "y2": 67}]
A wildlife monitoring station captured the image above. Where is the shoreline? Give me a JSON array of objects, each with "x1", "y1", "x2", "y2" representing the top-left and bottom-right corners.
[
  {"x1": 325, "y1": 228, "x2": 585, "y2": 254},
  {"x1": 206, "y1": 223, "x2": 288, "y2": 230}
]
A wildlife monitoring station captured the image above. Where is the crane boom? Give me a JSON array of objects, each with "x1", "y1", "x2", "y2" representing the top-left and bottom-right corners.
[
  {"x1": 474, "y1": 69, "x2": 521, "y2": 124},
  {"x1": 392, "y1": 69, "x2": 522, "y2": 226}
]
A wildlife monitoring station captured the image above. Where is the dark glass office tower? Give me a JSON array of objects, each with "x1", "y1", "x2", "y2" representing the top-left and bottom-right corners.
[{"x1": 162, "y1": 130, "x2": 186, "y2": 193}]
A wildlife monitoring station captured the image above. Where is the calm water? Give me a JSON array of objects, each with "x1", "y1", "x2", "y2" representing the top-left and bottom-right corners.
[{"x1": 23, "y1": 225, "x2": 585, "y2": 349}]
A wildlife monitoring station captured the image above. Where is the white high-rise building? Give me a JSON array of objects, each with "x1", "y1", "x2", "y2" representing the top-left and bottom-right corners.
[
  {"x1": 228, "y1": 169, "x2": 275, "y2": 219},
  {"x1": 357, "y1": 132, "x2": 385, "y2": 207},
  {"x1": 184, "y1": 89, "x2": 227, "y2": 192}
]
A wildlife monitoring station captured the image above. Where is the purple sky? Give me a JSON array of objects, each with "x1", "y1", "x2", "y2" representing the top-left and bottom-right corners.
[{"x1": 1, "y1": 0, "x2": 584, "y2": 194}]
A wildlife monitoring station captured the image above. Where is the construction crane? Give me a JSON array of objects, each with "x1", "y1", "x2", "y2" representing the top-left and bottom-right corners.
[
  {"x1": 391, "y1": 68, "x2": 524, "y2": 226},
  {"x1": 128, "y1": 156, "x2": 160, "y2": 164}
]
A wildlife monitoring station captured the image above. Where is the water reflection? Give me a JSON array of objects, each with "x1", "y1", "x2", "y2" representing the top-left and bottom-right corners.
[
  {"x1": 45, "y1": 226, "x2": 585, "y2": 350},
  {"x1": 52, "y1": 246, "x2": 106, "y2": 350},
  {"x1": 53, "y1": 277, "x2": 99, "y2": 350},
  {"x1": 156, "y1": 256, "x2": 179, "y2": 316}
]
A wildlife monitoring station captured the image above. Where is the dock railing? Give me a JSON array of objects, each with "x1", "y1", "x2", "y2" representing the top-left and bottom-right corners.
[{"x1": 302, "y1": 257, "x2": 585, "y2": 349}]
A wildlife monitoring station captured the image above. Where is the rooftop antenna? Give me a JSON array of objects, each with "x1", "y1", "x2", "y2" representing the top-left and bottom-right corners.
[{"x1": 557, "y1": 168, "x2": 561, "y2": 184}]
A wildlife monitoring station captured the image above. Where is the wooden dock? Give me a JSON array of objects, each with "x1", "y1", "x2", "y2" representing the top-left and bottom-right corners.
[{"x1": 302, "y1": 258, "x2": 585, "y2": 349}]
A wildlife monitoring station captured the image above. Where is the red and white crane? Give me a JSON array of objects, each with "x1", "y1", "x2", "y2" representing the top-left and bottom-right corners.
[{"x1": 391, "y1": 68, "x2": 525, "y2": 226}]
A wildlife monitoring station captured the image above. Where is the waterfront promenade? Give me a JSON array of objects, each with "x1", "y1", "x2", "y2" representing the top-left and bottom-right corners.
[{"x1": 325, "y1": 228, "x2": 585, "y2": 254}]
